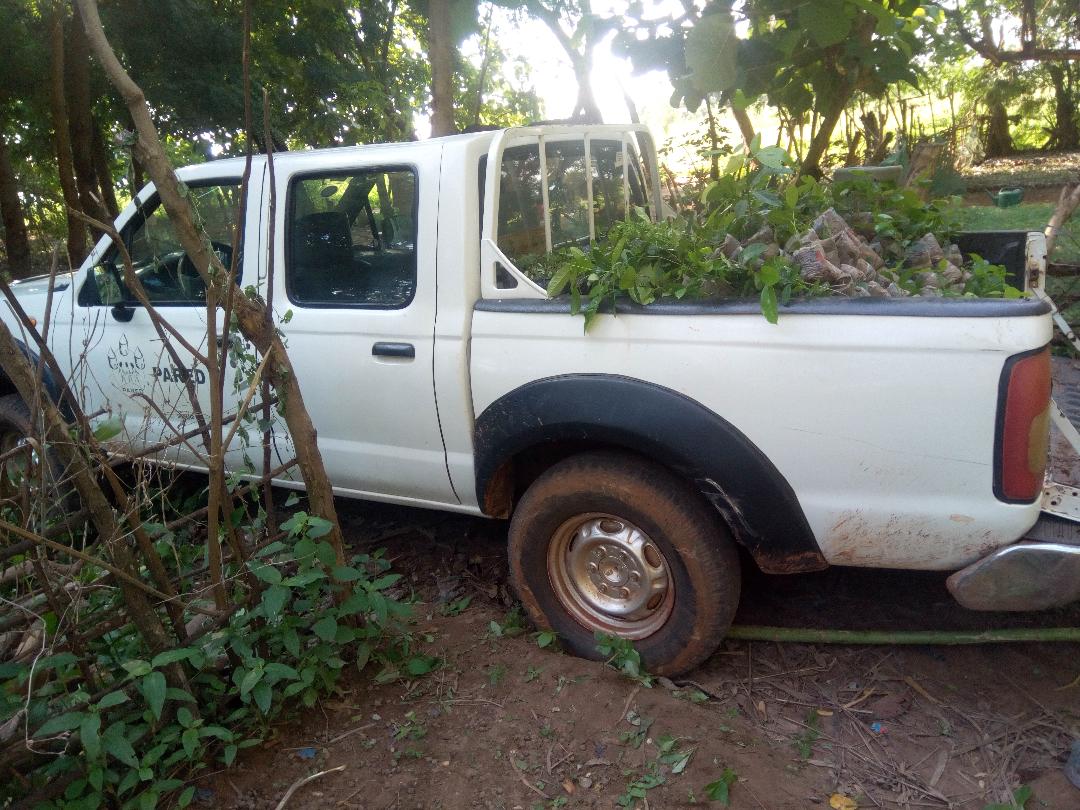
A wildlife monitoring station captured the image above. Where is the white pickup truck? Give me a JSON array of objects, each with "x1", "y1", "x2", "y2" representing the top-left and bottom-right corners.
[{"x1": 3, "y1": 124, "x2": 1075, "y2": 675}]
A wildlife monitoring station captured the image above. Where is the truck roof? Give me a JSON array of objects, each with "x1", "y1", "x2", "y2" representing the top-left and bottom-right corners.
[
  {"x1": 179, "y1": 125, "x2": 646, "y2": 180},
  {"x1": 181, "y1": 130, "x2": 502, "y2": 179}
]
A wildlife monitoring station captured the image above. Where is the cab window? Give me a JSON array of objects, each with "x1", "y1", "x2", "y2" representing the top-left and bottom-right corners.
[
  {"x1": 286, "y1": 167, "x2": 417, "y2": 308},
  {"x1": 80, "y1": 182, "x2": 242, "y2": 307}
]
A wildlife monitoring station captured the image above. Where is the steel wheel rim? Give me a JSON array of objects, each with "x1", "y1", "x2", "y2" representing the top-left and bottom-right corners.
[{"x1": 547, "y1": 512, "x2": 674, "y2": 640}]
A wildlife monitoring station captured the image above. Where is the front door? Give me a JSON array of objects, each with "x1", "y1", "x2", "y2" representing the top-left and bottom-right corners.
[
  {"x1": 68, "y1": 172, "x2": 262, "y2": 469},
  {"x1": 272, "y1": 150, "x2": 457, "y2": 505}
]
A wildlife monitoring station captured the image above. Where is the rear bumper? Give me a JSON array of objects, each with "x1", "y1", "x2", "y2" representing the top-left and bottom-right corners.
[{"x1": 947, "y1": 516, "x2": 1080, "y2": 611}]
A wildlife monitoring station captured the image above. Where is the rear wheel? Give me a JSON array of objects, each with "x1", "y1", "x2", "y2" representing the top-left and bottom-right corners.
[
  {"x1": 508, "y1": 451, "x2": 741, "y2": 676},
  {"x1": 0, "y1": 394, "x2": 76, "y2": 523}
]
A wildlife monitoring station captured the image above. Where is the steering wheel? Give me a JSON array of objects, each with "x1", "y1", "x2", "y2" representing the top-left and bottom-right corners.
[{"x1": 177, "y1": 241, "x2": 234, "y2": 297}]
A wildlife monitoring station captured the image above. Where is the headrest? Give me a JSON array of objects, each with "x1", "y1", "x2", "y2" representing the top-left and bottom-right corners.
[{"x1": 292, "y1": 211, "x2": 352, "y2": 267}]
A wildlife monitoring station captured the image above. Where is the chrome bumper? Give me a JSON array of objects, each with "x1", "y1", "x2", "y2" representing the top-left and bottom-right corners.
[{"x1": 947, "y1": 518, "x2": 1080, "y2": 611}]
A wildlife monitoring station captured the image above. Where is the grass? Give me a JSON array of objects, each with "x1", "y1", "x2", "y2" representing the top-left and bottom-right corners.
[{"x1": 954, "y1": 203, "x2": 1080, "y2": 264}]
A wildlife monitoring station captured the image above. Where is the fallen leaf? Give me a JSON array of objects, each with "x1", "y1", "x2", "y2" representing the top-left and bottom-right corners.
[
  {"x1": 830, "y1": 793, "x2": 858, "y2": 810},
  {"x1": 562, "y1": 779, "x2": 575, "y2": 794}
]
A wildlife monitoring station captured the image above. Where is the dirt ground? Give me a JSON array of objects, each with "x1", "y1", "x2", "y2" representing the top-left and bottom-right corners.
[{"x1": 200, "y1": 500, "x2": 1080, "y2": 810}]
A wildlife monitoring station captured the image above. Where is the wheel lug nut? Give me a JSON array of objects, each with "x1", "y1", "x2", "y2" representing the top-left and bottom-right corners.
[{"x1": 586, "y1": 562, "x2": 598, "y2": 573}]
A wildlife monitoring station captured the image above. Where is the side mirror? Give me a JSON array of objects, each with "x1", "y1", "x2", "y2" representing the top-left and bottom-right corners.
[{"x1": 111, "y1": 303, "x2": 134, "y2": 322}]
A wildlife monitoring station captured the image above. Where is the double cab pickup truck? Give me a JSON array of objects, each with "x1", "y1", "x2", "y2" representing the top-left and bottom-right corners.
[{"x1": 3, "y1": 124, "x2": 1076, "y2": 675}]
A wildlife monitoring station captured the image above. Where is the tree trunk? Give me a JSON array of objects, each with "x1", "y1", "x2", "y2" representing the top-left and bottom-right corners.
[
  {"x1": 1047, "y1": 63, "x2": 1080, "y2": 151},
  {"x1": 428, "y1": 0, "x2": 456, "y2": 137},
  {"x1": 800, "y1": 85, "x2": 853, "y2": 178},
  {"x1": 0, "y1": 132, "x2": 32, "y2": 279},
  {"x1": 49, "y1": 8, "x2": 88, "y2": 266},
  {"x1": 704, "y1": 96, "x2": 720, "y2": 181},
  {"x1": 66, "y1": 15, "x2": 110, "y2": 232},
  {"x1": 91, "y1": 117, "x2": 119, "y2": 218},
  {"x1": 76, "y1": 0, "x2": 350, "y2": 569},
  {"x1": 730, "y1": 103, "x2": 755, "y2": 150},
  {"x1": 984, "y1": 97, "x2": 1014, "y2": 158}
]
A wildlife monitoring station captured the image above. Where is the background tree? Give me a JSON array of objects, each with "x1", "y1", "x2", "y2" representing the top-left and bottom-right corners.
[
  {"x1": 517, "y1": 0, "x2": 612, "y2": 122},
  {"x1": 616, "y1": 0, "x2": 930, "y2": 177}
]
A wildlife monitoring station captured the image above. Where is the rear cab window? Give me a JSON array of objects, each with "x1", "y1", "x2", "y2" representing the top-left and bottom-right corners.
[{"x1": 486, "y1": 132, "x2": 653, "y2": 291}]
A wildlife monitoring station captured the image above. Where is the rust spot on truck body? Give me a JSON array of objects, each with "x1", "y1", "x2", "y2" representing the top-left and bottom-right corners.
[{"x1": 828, "y1": 510, "x2": 1004, "y2": 567}]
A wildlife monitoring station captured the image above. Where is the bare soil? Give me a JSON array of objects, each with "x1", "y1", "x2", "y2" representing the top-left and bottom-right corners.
[{"x1": 202, "y1": 501, "x2": 1080, "y2": 810}]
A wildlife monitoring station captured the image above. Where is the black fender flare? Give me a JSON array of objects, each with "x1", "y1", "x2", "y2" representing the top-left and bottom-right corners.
[
  {"x1": 473, "y1": 374, "x2": 827, "y2": 574},
  {"x1": 0, "y1": 338, "x2": 68, "y2": 416}
]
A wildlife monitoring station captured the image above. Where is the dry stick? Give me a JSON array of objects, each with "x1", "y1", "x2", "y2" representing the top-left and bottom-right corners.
[
  {"x1": 0, "y1": 319, "x2": 192, "y2": 706},
  {"x1": 0, "y1": 265, "x2": 188, "y2": 641},
  {"x1": 163, "y1": 459, "x2": 297, "y2": 533},
  {"x1": 0, "y1": 519, "x2": 217, "y2": 616},
  {"x1": 1045, "y1": 182, "x2": 1080, "y2": 260},
  {"x1": 261, "y1": 85, "x2": 279, "y2": 539},
  {"x1": 111, "y1": 397, "x2": 276, "y2": 467},
  {"x1": 221, "y1": 348, "x2": 272, "y2": 451},
  {"x1": 76, "y1": 0, "x2": 349, "y2": 576},
  {"x1": 510, "y1": 759, "x2": 550, "y2": 800},
  {"x1": 208, "y1": 0, "x2": 259, "y2": 578},
  {"x1": 130, "y1": 393, "x2": 211, "y2": 465},
  {"x1": 273, "y1": 765, "x2": 346, "y2": 810}
]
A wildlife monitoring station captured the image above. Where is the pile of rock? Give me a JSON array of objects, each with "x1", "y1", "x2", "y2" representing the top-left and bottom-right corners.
[{"x1": 715, "y1": 207, "x2": 973, "y2": 298}]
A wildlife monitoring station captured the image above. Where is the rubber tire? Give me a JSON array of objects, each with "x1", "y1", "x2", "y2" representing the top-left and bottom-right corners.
[
  {"x1": 0, "y1": 393, "x2": 76, "y2": 520},
  {"x1": 508, "y1": 450, "x2": 741, "y2": 676}
]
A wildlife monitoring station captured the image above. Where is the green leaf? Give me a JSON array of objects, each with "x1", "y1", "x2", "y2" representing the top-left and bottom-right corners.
[
  {"x1": 178, "y1": 786, "x2": 196, "y2": 808},
  {"x1": 249, "y1": 562, "x2": 282, "y2": 585},
  {"x1": 261, "y1": 584, "x2": 290, "y2": 618},
  {"x1": 305, "y1": 516, "x2": 333, "y2": 538},
  {"x1": 264, "y1": 663, "x2": 299, "y2": 681},
  {"x1": 314, "y1": 540, "x2": 337, "y2": 567},
  {"x1": 752, "y1": 146, "x2": 791, "y2": 171},
  {"x1": 331, "y1": 565, "x2": 365, "y2": 582},
  {"x1": 547, "y1": 263, "x2": 573, "y2": 297},
  {"x1": 738, "y1": 243, "x2": 768, "y2": 264},
  {"x1": 312, "y1": 616, "x2": 338, "y2": 642},
  {"x1": 685, "y1": 11, "x2": 737, "y2": 94},
  {"x1": 239, "y1": 667, "x2": 263, "y2": 697},
  {"x1": 252, "y1": 681, "x2": 273, "y2": 714},
  {"x1": 151, "y1": 648, "x2": 197, "y2": 669},
  {"x1": 798, "y1": 0, "x2": 852, "y2": 47},
  {"x1": 122, "y1": 659, "x2": 152, "y2": 678},
  {"x1": 760, "y1": 285, "x2": 779, "y2": 325},
  {"x1": 96, "y1": 691, "x2": 130, "y2": 710},
  {"x1": 176, "y1": 706, "x2": 195, "y2": 728},
  {"x1": 283, "y1": 627, "x2": 301, "y2": 657},
  {"x1": 704, "y1": 768, "x2": 738, "y2": 804},
  {"x1": 406, "y1": 656, "x2": 440, "y2": 676},
  {"x1": 35, "y1": 711, "x2": 85, "y2": 737},
  {"x1": 181, "y1": 727, "x2": 199, "y2": 759},
  {"x1": 535, "y1": 630, "x2": 556, "y2": 648},
  {"x1": 223, "y1": 744, "x2": 238, "y2": 766},
  {"x1": 92, "y1": 416, "x2": 123, "y2": 442},
  {"x1": 103, "y1": 724, "x2": 138, "y2": 767},
  {"x1": 80, "y1": 713, "x2": 102, "y2": 760},
  {"x1": 140, "y1": 672, "x2": 167, "y2": 720}
]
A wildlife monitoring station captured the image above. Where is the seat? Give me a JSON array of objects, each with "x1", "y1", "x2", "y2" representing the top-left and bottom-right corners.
[{"x1": 291, "y1": 211, "x2": 353, "y2": 301}]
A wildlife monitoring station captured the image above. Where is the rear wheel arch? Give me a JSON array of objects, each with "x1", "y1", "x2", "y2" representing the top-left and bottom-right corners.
[{"x1": 474, "y1": 374, "x2": 827, "y2": 575}]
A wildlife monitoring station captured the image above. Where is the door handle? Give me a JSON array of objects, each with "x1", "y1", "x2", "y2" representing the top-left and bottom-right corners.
[{"x1": 371, "y1": 342, "x2": 415, "y2": 359}]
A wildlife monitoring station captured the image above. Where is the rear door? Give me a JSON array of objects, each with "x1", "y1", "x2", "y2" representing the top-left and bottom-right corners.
[{"x1": 272, "y1": 148, "x2": 457, "y2": 505}]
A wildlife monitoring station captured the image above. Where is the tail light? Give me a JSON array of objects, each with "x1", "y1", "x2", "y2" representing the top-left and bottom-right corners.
[{"x1": 994, "y1": 347, "x2": 1051, "y2": 502}]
